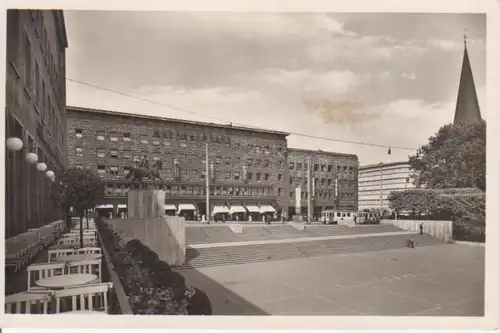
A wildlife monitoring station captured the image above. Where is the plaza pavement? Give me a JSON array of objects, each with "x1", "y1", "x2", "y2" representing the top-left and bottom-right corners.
[{"x1": 179, "y1": 243, "x2": 484, "y2": 316}]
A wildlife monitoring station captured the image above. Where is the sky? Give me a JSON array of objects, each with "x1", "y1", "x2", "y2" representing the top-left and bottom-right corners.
[{"x1": 64, "y1": 11, "x2": 486, "y2": 166}]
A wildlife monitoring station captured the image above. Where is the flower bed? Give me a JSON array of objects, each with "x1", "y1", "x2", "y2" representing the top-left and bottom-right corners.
[{"x1": 97, "y1": 218, "x2": 212, "y2": 315}]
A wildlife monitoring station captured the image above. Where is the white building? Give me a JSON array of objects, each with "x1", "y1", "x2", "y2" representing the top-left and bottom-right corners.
[{"x1": 358, "y1": 161, "x2": 415, "y2": 212}]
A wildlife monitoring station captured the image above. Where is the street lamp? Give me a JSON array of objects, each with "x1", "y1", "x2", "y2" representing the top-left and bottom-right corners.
[
  {"x1": 6, "y1": 137, "x2": 23, "y2": 151},
  {"x1": 46, "y1": 170, "x2": 55, "y2": 179},
  {"x1": 36, "y1": 162, "x2": 47, "y2": 172},
  {"x1": 25, "y1": 152, "x2": 38, "y2": 164}
]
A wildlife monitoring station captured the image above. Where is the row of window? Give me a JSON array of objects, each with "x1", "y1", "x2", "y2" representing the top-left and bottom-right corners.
[
  {"x1": 105, "y1": 183, "x2": 280, "y2": 198},
  {"x1": 358, "y1": 177, "x2": 412, "y2": 185},
  {"x1": 289, "y1": 162, "x2": 355, "y2": 173},
  {"x1": 75, "y1": 128, "x2": 284, "y2": 155},
  {"x1": 359, "y1": 167, "x2": 411, "y2": 178},
  {"x1": 288, "y1": 190, "x2": 357, "y2": 200}
]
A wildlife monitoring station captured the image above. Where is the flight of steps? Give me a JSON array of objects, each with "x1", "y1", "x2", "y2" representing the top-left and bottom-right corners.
[
  {"x1": 177, "y1": 233, "x2": 444, "y2": 270},
  {"x1": 186, "y1": 224, "x2": 403, "y2": 245}
]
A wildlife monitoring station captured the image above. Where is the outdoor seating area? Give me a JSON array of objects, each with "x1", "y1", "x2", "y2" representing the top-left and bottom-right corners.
[
  {"x1": 5, "y1": 220, "x2": 66, "y2": 273},
  {"x1": 5, "y1": 218, "x2": 113, "y2": 315}
]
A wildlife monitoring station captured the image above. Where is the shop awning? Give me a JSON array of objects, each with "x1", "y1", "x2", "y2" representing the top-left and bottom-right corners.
[
  {"x1": 229, "y1": 205, "x2": 247, "y2": 214},
  {"x1": 118, "y1": 204, "x2": 127, "y2": 209},
  {"x1": 178, "y1": 203, "x2": 196, "y2": 212},
  {"x1": 96, "y1": 204, "x2": 113, "y2": 209},
  {"x1": 245, "y1": 205, "x2": 260, "y2": 213},
  {"x1": 165, "y1": 204, "x2": 177, "y2": 211},
  {"x1": 212, "y1": 205, "x2": 230, "y2": 215},
  {"x1": 260, "y1": 205, "x2": 276, "y2": 213}
]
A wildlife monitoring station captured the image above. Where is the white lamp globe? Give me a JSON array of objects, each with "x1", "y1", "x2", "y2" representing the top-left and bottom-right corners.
[
  {"x1": 36, "y1": 162, "x2": 47, "y2": 172},
  {"x1": 25, "y1": 152, "x2": 39, "y2": 164},
  {"x1": 6, "y1": 137, "x2": 23, "y2": 151},
  {"x1": 45, "y1": 170, "x2": 55, "y2": 178}
]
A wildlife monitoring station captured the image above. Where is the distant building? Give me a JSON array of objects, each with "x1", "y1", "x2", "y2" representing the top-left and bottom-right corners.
[
  {"x1": 358, "y1": 161, "x2": 415, "y2": 212},
  {"x1": 286, "y1": 149, "x2": 358, "y2": 219},
  {"x1": 66, "y1": 106, "x2": 289, "y2": 221},
  {"x1": 454, "y1": 38, "x2": 482, "y2": 124},
  {"x1": 5, "y1": 10, "x2": 68, "y2": 238}
]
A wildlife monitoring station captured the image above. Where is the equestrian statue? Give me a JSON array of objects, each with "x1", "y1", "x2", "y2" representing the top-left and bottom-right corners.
[{"x1": 126, "y1": 155, "x2": 164, "y2": 189}]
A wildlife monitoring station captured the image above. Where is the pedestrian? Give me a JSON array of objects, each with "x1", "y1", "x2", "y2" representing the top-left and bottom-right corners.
[{"x1": 419, "y1": 222, "x2": 424, "y2": 235}]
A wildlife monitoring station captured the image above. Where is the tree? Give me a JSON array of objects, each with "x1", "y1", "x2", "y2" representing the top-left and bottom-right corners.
[
  {"x1": 51, "y1": 168, "x2": 104, "y2": 248},
  {"x1": 409, "y1": 120, "x2": 486, "y2": 191}
]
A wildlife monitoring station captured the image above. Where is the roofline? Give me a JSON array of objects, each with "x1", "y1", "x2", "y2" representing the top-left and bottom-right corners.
[
  {"x1": 66, "y1": 106, "x2": 290, "y2": 137},
  {"x1": 359, "y1": 160, "x2": 410, "y2": 170},
  {"x1": 288, "y1": 148, "x2": 358, "y2": 159}
]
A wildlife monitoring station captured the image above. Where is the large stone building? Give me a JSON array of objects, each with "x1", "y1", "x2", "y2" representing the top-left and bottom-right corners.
[
  {"x1": 287, "y1": 149, "x2": 358, "y2": 219},
  {"x1": 66, "y1": 106, "x2": 289, "y2": 220},
  {"x1": 358, "y1": 161, "x2": 415, "y2": 212},
  {"x1": 66, "y1": 107, "x2": 360, "y2": 221},
  {"x1": 5, "y1": 10, "x2": 68, "y2": 238}
]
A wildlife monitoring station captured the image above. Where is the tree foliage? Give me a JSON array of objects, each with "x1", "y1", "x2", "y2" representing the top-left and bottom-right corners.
[
  {"x1": 388, "y1": 188, "x2": 485, "y2": 225},
  {"x1": 408, "y1": 120, "x2": 486, "y2": 191},
  {"x1": 51, "y1": 168, "x2": 104, "y2": 215}
]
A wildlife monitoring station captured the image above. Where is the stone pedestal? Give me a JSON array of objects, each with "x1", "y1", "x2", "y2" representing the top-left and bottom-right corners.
[
  {"x1": 106, "y1": 189, "x2": 186, "y2": 266},
  {"x1": 127, "y1": 189, "x2": 165, "y2": 218}
]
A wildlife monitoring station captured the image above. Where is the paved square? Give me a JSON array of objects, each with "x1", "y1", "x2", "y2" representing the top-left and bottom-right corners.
[{"x1": 181, "y1": 244, "x2": 484, "y2": 316}]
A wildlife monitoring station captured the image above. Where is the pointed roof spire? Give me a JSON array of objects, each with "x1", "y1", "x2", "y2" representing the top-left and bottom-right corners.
[{"x1": 454, "y1": 31, "x2": 482, "y2": 125}]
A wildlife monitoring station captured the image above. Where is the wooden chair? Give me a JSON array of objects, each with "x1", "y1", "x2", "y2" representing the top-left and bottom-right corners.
[
  {"x1": 54, "y1": 283, "x2": 112, "y2": 314},
  {"x1": 67, "y1": 259, "x2": 102, "y2": 283},
  {"x1": 74, "y1": 247, "x2": 102, "y2": 255},
  {"x1": 57, "y1": 237, "x2": 79, "y2": 246},
  {"x1": 26, "y1": 262, "x2": 67, "y2": 291},
  {"x1": 5, "y1": 291, "x2": 54, "y2": 314},
  {"x1": 48, "y1": 248, "x2": 75, "y2": 262}
]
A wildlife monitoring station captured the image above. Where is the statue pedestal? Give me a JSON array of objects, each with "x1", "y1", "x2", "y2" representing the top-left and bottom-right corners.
[
  {"x1": 107, "y1": 189, "x2": 185, "y2": 266},
  {"x1": 127, "y1": 189, "x2": 165, "y2": 218}
]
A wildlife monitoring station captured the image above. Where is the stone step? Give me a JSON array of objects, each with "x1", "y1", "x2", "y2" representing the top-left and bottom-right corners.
[{"x1": 177, "y1": 233, "x2": 443, "y2": 270}]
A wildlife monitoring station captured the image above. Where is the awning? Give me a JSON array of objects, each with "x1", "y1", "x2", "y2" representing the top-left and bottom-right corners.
[
  {"x1": 96, "y1": 204, "x2": 113, "y2": 209},
  {"x1": 212, "y1": 205, "x2": 230, "y2": 215},
  {"x1": 229, "y1": 205, "x2": 247, "y2": 214},
  {"x1": 260, "y1": 205, "x2": 276, "y2": 213},
  {"x1": 118, "y1": 204, "x2": 127, "y2": 209},
  {"x1": 165, "y1": 204, "x2": 177, "y2": 211},
  {"x1": 245, "y1": 205, "x2": 260, "y2": 213},
  {"x1": 178, "y1": 203, "x2": 196, "y2": 212}
]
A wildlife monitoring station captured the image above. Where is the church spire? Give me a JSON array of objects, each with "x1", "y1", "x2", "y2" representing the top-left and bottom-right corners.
[{"x1": 453, "y1": 32, "x2": 482, "y2": 124}]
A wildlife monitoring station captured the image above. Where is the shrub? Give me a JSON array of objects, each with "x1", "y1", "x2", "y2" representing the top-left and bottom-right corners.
[{"x1": 184, "y1": 287, "x2": 212, "y2": 315}]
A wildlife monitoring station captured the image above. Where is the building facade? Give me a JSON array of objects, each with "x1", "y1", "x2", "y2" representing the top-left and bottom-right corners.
[
  {"x1": 286, "y1": 149, "x2": 358, "y2": 219},
  {"x1": 5, "y1": 10, "x2": 68, "y2": 238},
  {"x1": 358, "y1": 161, "x2": 415, "y2": 212},
  {"x1": 66, "y1": 107, "x2": 289, "y2": 221}
]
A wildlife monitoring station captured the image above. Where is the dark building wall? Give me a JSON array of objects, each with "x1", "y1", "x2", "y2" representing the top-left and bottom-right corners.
[
  {"x1": 5, "y1": 10, "x2": 68, "y2": 238},
  {"x1": 287, "y1": 148, "x2": 359, "y2": 215},
  {"x1": 66, "y1": 107, "x2": 289, "y2": 216}
]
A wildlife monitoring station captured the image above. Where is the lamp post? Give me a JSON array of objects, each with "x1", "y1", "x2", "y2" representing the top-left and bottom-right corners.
[{"x1": 6, "y1": 137, "x2": 23, "y2": 151}]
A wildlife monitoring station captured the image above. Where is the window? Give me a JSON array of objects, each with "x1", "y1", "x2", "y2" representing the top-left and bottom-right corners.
[
  {"x1": 179, "y1": 142, "x2": 187, "y2": 148},
  {"x1": 263, "y1": 146, "x2": 270, "y2": 155},
  {"x1": 215, "y1": 157, "x2": 221, "y2": 164},
  {"x1": 122, "y1": 133, "x2": 131, "y2": 141},
  {"x1": 289, "y1": 177, "x2": 293, "y2": 185},
  {"x1": 140, "y1": 136, "x2": 148, "y2": 144},
  {"x1": 314, "y1": 164, "x2": 319, "y2": 171},
  {"x1": 75, "y1": 147, "x2": 83, "y2": 156},
  {"x1": 200, "y1": 171, "x2": 206, "y2": 180},
  {"x1": 97, "y1": 149, "x2": 106, "y2": 158},
  {"x1": 76, "y1": 164, "x2": 83, "y2": 170},
  {"x1": 234, "y1": 172, "x2": 241, "y2": 181},
  {"x1": 96, "y1": 131, "x2": 105, "y2": 140},
  {"x1": 264, "y1": 160, "x2": 270, "y2": 168},
  {"x1": 321, "y1": 165, "x2": 326, "y2": 172},
  {"x1": 123, "y1": 149, "x2": 131, "y2": 159},
  {"x1": 278, "y1": 188, "x2": 283, "y2": 196},
  {"x1": 181, "y1": 170, "x2": 188, "y2": 179},
  {"x1": 75, "y1": 128, "x2": 83, "y2": 138},
  {"x1": 97, "y1": 165, "x2": 106, "y2": 174},
  {"x1": 255, "y1": 159, "x2": 261, "y2": 167},
  {"x1": 255, "y1": 146, "x2": 261, "y2": 154},
  {"x1": 290, "y1": 191, "x2": 294, "y2": 198},
  {"x1": 235, "y1": 157, "x2": 241, "y2": 165},
  {"x1": 247, "y1": 158, "x2": 253, "y2": 166},
  {"x1": 224, "y1": 157, "x2": 231, "y2": 166},
  {"x1": 225, "y1": 172, "x2": 231, "y2": 180},
  {"x1": 153, "y1": 156, "x2": 160, "y2": 161},
  {"x1": 110, "y1": 149, "x2": 118, "y2": 158},
  {"x1": 289, "y1": 162, "x2": 295, "y2": 170},
  {"x1": 248, "y1": 172, "x2": 253, "y2": 180},
  {"x1": 123, "y1": 167, "x2": 131, "y2": 175},
  {"x1": 152, "y1": 139, "x2": 160, "y2": 145},
  {"x1": 256, "y1": 173, "x2": 261, "y2": 181},
  {"x1": 278, "y1": 174, "x2": 282, "y2": 181},
  {"x1": 110, "y1": 166, "x2": 119, "y2": 176},
  {"x1": 265, "y1": 173, "x2": 270, "y2": 181},
  {"x1": 297, "y1": 163, "x2": 302, "y2": 170},
  {"x1": 321, "y1": 178, "x2": 326, "y2": 185},
  {"x1": 328, "y1": 165, "x2": 333, "y2": 172},
  {"x1": 110, "y1": 132, "x2": 118, "y2": 142},
  {"x1": 328, "y1": 179, "x2": 332, "y2": 186},
  {"x1": 164, "y1": 140, "x2": 171, "y2": 146}
]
